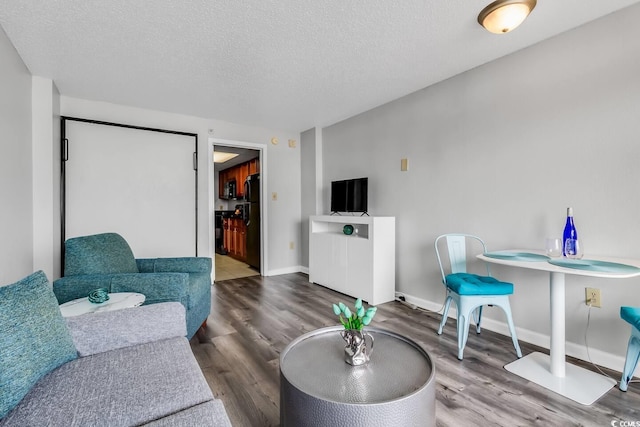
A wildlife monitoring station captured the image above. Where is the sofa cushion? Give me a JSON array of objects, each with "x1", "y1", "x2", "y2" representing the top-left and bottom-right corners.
[
  {"x1": 142, "y1": 400, "x2": 232, "y2": 426},
  {"x1": 0, "y1": 271, "x2": 78, "y2": 419},
  {"x1": 0, "y1": 337, "x2": 214, "y2": 426},
  {"x1": 66, "y1": 303, "x2": 187, "y2": 357},
  {"x1": 64, "y1": 233, "x2": 139, "y2": 276}
]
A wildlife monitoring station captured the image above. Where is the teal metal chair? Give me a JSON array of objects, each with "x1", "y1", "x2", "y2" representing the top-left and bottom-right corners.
[
  {"x1": 435, "y1": 234, "x2": 522, "y2": 360},
  {"x1": 620, "y1": 306, "x2": 640, "y2": 391}
]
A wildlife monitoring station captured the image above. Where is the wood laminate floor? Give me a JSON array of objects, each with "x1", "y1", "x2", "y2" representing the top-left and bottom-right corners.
[{"x1": 190, "y1": 273, "x2": 640, "y2": 427}]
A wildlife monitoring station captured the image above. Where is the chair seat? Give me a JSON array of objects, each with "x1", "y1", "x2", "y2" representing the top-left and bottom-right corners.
[
  {"x1": 445, "y1": 273, "x2": 513, "y2": 296},
  {"x1": 621, "y1": 306, "x2": 640, "y2": 331}
]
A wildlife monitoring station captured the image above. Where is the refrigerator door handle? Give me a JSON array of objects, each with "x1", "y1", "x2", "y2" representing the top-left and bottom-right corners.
[{"x1": 245, "y1": 203, "x2": 251, "y2": 226}]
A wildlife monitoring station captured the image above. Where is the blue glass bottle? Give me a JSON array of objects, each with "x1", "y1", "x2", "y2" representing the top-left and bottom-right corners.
[{"x1": 562, "y1": 207, "x2": 578, "y2": 256}]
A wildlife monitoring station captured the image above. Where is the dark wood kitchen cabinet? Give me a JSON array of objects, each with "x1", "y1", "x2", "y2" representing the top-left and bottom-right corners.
[
  {"x1": 223, "y1": 218, "x2": 247, "y2": 262},
  {"x1": 218, "y1": 158, "x2": 260, "y2": 199}
]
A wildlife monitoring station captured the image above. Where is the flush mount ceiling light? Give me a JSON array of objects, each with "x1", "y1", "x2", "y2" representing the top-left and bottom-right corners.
[
  {"x1": 478, "y1": 0, "x2": 537, "y2": 34},
  {"x1": 213, "y1": 151, "x2": 239, "y2": 163}
]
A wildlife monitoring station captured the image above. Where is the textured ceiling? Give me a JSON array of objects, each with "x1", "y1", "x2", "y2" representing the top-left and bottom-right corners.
[{"x1": 1, "y1": 1, "x2": 639, "y2": 132}]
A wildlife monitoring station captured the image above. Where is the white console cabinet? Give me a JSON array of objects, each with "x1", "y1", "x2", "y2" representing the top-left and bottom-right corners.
[{"x1": 309, "y1": 215, "x2": 395, "y2": 305}]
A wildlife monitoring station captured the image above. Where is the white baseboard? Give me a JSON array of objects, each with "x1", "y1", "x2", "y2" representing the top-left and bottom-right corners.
[
  {"x1": 397, "y1": 292, "x2": 637, "y2": 379},
  {"x1": 266, "y1": 266, "x2": 305, "y2": 276}
]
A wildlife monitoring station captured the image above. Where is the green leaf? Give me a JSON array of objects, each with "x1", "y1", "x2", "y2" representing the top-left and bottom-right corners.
[{"x1": 355, "y1": 298, "x2": 362, "y2": 309}]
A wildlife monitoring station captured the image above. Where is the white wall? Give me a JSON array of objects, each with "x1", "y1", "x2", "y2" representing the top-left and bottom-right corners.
[
  {"x1": 32, "y1": 76, "x2": 61, "y2": 280},
  {"x1": 0, "y1": 25, "x2": 33, "y2": 285},
  {"x1": 320, "y1": 4, "x2": 640, "y2": 372},
  {"x1": 300, "y1": 127, "x2": 317, "y2": 269},
  {"x1": 59, "y1": 97, "x2": 302, "y2": 276}
]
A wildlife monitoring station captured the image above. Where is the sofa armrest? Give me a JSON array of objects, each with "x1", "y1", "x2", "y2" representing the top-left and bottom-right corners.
[
  {"x1": 137, "y1": 257, "x2": 212, "y2": 274},
  {"x1": 65, "y1": 302, "x2": 187, "y2": 356}
]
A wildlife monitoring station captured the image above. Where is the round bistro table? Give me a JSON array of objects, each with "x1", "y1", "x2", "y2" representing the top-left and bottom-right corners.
[{"x1": 280, "y1": 326, "x2": 436, "y2": 427}]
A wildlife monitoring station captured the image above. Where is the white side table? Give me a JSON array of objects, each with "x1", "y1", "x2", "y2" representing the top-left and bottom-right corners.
[{"x1": 59, "y1": 292, "x2": 145, "y2": 317}]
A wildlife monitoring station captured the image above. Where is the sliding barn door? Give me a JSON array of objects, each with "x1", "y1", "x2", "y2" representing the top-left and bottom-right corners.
[{"x1": 63, "y1": 119, "x2": 197, "y2": 258}]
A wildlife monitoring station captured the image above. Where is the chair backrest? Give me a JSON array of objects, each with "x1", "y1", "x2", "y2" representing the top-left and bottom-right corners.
[
  {"x1": 64, "y1": 233, "x2": 139, "y2": 276},
  {"x1": 434, "y1": 234, "x2": 489, "y2": 283}
]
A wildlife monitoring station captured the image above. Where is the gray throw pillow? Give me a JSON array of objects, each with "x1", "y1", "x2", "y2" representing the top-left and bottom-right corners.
[{"x1": 0, "y1": 271, "x2": 78, "y2": 418}]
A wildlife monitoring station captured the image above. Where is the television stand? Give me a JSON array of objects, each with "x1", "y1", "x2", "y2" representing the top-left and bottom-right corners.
[
  {"x1": 330, "y1": 211, "x2": 369, "y2": 216},
  {"x1": 309, "y1": 215, "x2": 395, "y2": 305}
]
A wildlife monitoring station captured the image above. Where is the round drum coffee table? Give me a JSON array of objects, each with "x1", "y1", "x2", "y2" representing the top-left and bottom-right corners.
[{"x1": 280, "y1": 326, "x2": 436, "y2": 427}]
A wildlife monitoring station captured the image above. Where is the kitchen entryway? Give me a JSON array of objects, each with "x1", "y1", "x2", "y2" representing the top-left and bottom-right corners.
[
  {"x1": 212, "y1": 143, "x2": 262, "y2": 281},
  {"x1": 214, "y1": 253, "x2": 259, "y2": 281}
]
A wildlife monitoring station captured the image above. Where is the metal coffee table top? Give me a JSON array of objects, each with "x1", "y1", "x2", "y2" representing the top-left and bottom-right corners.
[{"x1": 280, "y1": 326, "x2": 433, "y2": 404}]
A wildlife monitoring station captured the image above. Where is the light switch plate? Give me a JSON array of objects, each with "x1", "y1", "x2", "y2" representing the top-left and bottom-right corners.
[{"x1": 401, "y1": 158, "x2": 408, "y2": 171}]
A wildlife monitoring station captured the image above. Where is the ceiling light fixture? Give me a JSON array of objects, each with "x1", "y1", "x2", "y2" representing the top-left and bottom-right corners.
[
  {"x1": 478, "y1": 0, "x2": 537, "y2": 34},
  {"x1": 213, "y1": 151, "x2": 239, "y2": 163}
]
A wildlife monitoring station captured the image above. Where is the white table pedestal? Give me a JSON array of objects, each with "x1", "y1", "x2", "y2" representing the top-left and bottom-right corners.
[{"x1": 505, "y1": 352, "x2": 615, "y2": 405}]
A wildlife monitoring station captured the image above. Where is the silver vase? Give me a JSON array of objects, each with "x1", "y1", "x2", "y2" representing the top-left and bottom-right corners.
[{"x1": 340, "y1": 329, "x2": 374, "y2": 366}]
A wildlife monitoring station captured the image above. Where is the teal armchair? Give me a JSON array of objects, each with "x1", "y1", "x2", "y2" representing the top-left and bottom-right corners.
[{"x1": 53, "y1": 233, "x2": 211, "y2": 339}]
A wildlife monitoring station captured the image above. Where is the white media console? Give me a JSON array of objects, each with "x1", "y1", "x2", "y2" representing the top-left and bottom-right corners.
[{"x1": 308, "y1": 215, "x2": 395, "y2": 305}]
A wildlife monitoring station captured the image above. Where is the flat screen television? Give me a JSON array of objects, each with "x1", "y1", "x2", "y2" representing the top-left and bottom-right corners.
[{"x1": 330, "y1": 177, "x2": 368, "y2": 214}]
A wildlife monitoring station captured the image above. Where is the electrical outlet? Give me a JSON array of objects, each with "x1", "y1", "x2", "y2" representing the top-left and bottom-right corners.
[
  {"x1": 585, "y1": 287, "x2": 601, "y2": 308},
  {"x1": 289, "y1": 241, "x2": 294, "y2": 250},
  {"x1": 272, "y1": 192, "x2": 278, "y2": 201}
]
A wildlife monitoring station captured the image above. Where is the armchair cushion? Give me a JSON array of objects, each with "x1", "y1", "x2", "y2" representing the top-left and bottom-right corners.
[
  {"x1": 0, "y1": 271, "x2": 77, "y2": 418},
  {"x1": 64, "y1": 233, "x2": 138, "y2": 276},
  {"x1": 136, "y1": 257, "x2": 212, "y2": 310}
]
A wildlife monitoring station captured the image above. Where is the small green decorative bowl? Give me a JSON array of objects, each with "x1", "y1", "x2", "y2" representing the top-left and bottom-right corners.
[
  {"x1": 343, "y1": 224, "x2": 354, "y2": 235},
  {"x1": 88, "y1": 288, "x2": 110, "y2": 304}
]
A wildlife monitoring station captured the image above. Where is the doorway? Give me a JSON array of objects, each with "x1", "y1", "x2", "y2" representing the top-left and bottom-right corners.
[{"x1": 211, "y1": 140, "x2": 264, "y2": 281}]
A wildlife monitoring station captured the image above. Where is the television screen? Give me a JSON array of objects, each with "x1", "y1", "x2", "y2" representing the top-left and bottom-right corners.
[{"x1": 331, "y1": 178, "x2": 368, "y2": 213}]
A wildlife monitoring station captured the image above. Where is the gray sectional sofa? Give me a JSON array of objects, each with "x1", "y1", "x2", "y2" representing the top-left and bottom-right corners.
[{"x1": 0, "y1": 271, "x2": 231, "y2": 426}]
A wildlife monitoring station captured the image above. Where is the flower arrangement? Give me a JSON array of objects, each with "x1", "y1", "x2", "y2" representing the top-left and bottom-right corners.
[{"x1": 332, "y1": 298, "x2": 377, "y2": 331}]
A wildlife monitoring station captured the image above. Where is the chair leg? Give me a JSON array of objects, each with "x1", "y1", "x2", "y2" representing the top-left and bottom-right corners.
[
  {"x1": 500, "y1": 298, "x2": 522, "y2": 358},
  {"x1": 437, "y1": 295, "x2": 453, "y2": 335},
  {"x1": 457, "y1": 311, "x2": 469, "y2": 360},
  {"x1": 620, "y1": 329, "x2": 640, "y2": 391},
  {"x1": 457, "y1": 298, "x2": 477, "y2": 360},
  {"x1": 474, "y1": 306, "x2": 484, "y2": 334}
]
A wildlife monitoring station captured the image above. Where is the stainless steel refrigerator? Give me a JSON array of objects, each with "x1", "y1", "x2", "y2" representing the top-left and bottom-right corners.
[{"x1": 243, "y1": 173, "x2": 260, "y2": 270}]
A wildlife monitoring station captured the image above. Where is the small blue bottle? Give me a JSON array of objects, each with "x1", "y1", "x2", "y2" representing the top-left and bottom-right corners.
[{"x1": 562, "y1": 207, "x2": 578, "y2": 256}]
